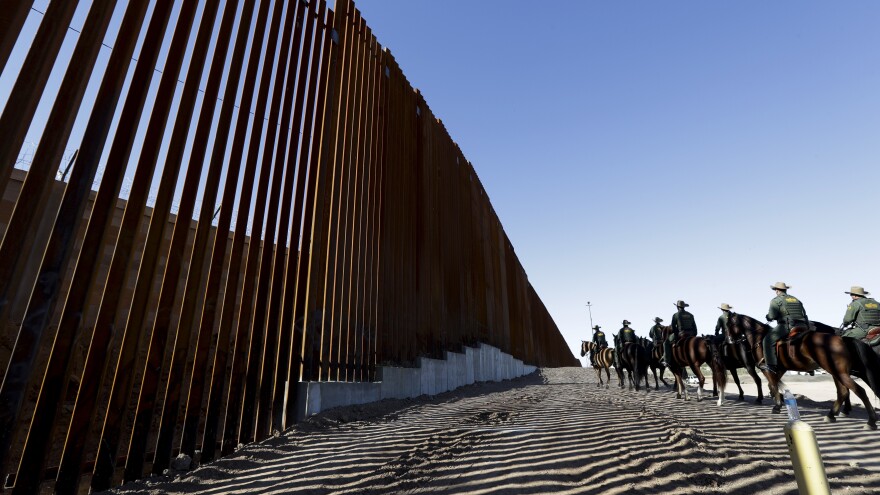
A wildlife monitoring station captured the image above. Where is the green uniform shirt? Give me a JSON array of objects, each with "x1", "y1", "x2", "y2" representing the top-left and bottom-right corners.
[
  {"x1": 649, "y1": 323, "x2": 664, "y2": 341},
  {"x1": 619, "y1": 326, "x2": 637, "y2": 343},
  {"x1": 715, "y1": 312, "x2": 729, "y2": 336},
  {"x1": 767, "y1": 293, "x2": 809, "y2": 329},
  {"x1": 843, "y1": 297, "x2": 880, "y2": 331},
  {"x1": 671, "y1": 310, "x2": 698, "y2": 337},
  {"x1": 592, "y1": 331, "x2": 607, "y2": 347}
]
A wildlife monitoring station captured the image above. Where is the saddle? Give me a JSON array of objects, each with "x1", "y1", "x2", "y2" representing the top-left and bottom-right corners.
[
  {"x1": 865, "y1": 327, "x2": 880, "y2": 347},
  {"x1": 778, "y1": 326, "x2": 813, "y2": 362}
]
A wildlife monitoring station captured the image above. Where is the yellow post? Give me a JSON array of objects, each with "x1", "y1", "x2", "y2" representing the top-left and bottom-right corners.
[{"x1": 784, "y1": 420, "x2": 831, "y2": 495}]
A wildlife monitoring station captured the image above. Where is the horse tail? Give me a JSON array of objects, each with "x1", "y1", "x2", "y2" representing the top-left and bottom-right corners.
[
  {"x1": 706, "y1": 337, "x2": 727, "y2": 390},
  {"x1": 638, "y1": 344, "x2": 650, "y2": 388},
  {"x1": 843, "y1": 337, "x2": 880, "y2": 397}
]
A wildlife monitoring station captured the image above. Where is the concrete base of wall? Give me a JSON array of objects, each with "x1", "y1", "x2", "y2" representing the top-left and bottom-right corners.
[{"x1": 295, "y1": 343, "x2": 536, "y2": 422}]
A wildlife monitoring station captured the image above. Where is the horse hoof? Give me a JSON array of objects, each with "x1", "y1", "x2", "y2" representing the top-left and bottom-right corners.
[
  {"x1": 864, "y1": 423, "x2": 877, "y2": 431},
  {"x1": 824, "y1": 416, "x2": 836, "y2": 423},
  {"x1": 842, "y1": 411, "x2": 851, "y2": 417},
  {"x1": 754, "y1": 398, "x2": 763, "y2": 405},
  {"x1": 772, "y1": 407, "x2": 781, "y2": 414}
]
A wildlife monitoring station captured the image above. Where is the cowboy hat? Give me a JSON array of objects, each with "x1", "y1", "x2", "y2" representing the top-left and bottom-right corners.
[
  {"x1": 770, "y1": 282, "x2": 790, "y2": 291},
  {"x1": 653, "y1": 317, "x2": 663, "y2": 323},
  {"x1": 845, "y1": 286, "x2": 870, "y2": 297},
  {"x1": 622, "y1": 320, "x2": 631, "y2": 325},
  {"x1": 592, "y1": 325, "x2": 601, "y2": 330},
  {"x1": 674, "y1": 300, "x2": 689, "y2": 308},
  {"x1": 719, "y1": 303, "x2": 733, "y2": 311}
]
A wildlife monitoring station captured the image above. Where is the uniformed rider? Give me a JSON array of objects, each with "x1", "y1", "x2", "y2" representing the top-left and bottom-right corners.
[
  {"x1": 759, "y1": 282, "x2": 809, "y2": 374},
  {"x1": 591, "y1": 325, "x2": 608, "y2": 349},
  {"x1": 649, "y1": 317, "x2": 664, "y2": 344},
  {"x1": 662, "y1": 300, "x2": 697, "y2": 366},
  {"x1": 840, "y1": 286, "x2": 880, "y2": 340},
  {"x1": 615, "y1": 320, "x2": 637, "y2": 368},
  {"x1": 716, "y1": 304, "x2": 733, "y2": 342}
]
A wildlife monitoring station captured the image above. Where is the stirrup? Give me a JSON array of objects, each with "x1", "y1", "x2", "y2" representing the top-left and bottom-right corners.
[{"x1": 757, "y1": 362, "x2": 777, "y2": 373}]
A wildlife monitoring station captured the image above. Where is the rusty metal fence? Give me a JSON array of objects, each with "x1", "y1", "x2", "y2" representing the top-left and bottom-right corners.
[{"x1": 0, "y1": 0, "x2": 577, "y2": 492}]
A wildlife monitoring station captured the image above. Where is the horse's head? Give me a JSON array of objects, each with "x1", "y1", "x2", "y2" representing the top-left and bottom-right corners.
[
  {"x1": 727, "y1": 312, "x2": 768, "y2": 348},
  {"x1": 612, "y1": 333, "x2": 619, "y2": 345},
  {"x1": 810, "y1": 320, "x2": 838, "y2": 335},
  {"x1": 581, "y1": 340, "x2": 590, "y2": 357},
  {"x1": 659, "y1": 325, "x2": 673, "y2": 339}
]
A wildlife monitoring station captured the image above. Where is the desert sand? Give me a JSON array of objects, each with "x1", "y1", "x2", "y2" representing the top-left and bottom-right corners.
[{"x1": 107, "y1": 367, "x2": 880, "y2": 494}]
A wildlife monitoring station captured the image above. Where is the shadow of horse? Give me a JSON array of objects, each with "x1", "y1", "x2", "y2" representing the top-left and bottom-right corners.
[{"x1": 728, "y1": 313, "x2": 880, "y2": 429}]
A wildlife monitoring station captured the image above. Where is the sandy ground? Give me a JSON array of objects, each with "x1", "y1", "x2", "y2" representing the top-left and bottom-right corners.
[{"x1": 106, "y1": 367, "x2": 880, "y2": 494}]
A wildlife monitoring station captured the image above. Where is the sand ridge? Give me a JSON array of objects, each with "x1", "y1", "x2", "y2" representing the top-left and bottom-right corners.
[{"x1": 107, "y1": 368, "x2": 880, "y2": 494}]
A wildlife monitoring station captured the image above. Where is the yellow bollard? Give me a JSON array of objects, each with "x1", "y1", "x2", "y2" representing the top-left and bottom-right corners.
[{"x1": 783, "y1": 387, "x2": 831, "y2": 495}]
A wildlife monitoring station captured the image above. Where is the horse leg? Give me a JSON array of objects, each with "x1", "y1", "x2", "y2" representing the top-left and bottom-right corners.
[
  {"x1": 712, "y1": 373, "x2": 718, "y2": 397},
  {"x1": 716, "y1": 367, "x2": 727, "y2": 407},
  {"x1": 679, "y1": 367, "x2": 691, "y2": 401},
  {"x1": 651, "y1": 366, "x2": 659, "y2": 390},
  {"x1": 835, "y1": 371, "x2": 878, "y2": 430},
  {"x1": 605, "y1": 367, "x2": 611, "y2": 389},
  {"x1": 842, "y1": 394, "x2": 852, "y2": 416},
  {"x1": 745, "y1": 364, "x2": 764, "y2": 404},
  {"x1": 730, "y1": 368, "x2": 745, "y2": 401},
  {"x1": 767, "y1": 373, "x2": 783, "y2": 414},
  {"x1": 673, "y1": 370, "x2": 682, "y2": 399},
  {"x1": 691, "y1": 364, "x2": 705, "y2": 402},
  {"x1": 660, "y1": 367, "x2": 670, "y2": 388},
  {"x1": 825, "y1": 379, "x2": 847, "y2": 423}
]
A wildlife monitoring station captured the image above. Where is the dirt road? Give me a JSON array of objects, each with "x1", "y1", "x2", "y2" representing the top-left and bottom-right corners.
[{"x1": 108, "y1": 368, "x2": 880, "y2": 494}]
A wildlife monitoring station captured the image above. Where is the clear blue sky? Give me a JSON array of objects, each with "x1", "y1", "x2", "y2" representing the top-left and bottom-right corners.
[
  {"x1": 354, "y1": 0, "x2": 880, "y2": 363},
  {"x1": 4, "y1": 1, "x2": 880, "y2": 365}
]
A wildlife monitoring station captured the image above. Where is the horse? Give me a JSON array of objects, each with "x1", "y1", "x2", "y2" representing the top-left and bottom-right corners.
[
  {"x1": 581, "y1": 341, "x2": 618, "y2": 388},
  {"x1": 613, "y1": 333, "x2": 650, "y2": 392},
  {"x1": 659, "y1": 326, "x2": 726, "y2": 403},
  {"x1": 706, "y1": 329, "x2": 765, "y2": 404},
  {"x1": 813, "y1": 320, "x2": 880, "y2": 416},
  {"x1": 727, "y1": 312, "x2": 880, "y2": 429},
  {"x1": 639, "y1": 336, "x2": 671, "y2": 390}
]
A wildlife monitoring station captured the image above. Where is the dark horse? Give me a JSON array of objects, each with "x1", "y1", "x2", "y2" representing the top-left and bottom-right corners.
[
  {"x1": 639, "y1": 336, "x2": 671, "y2": 389},
  {"x1": 706, "y1": 327, "x2": 766, "y2": 404},
  {"x1": 613, "y1": 333, "x2": 650, "y2": 391},
  {"x1": 659, "y1": 326, "x2": 726, "y2": 402},
  {"x1": 581, "y1": 341, "x2": 620, "y2": 388},
  {"x1": 727, "y1": 313, "x2": 880, "y2": 429}
]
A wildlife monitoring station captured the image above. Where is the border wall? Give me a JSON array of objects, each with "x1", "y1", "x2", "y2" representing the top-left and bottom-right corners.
[{"x1": 0, "y1": 0, "x2": 578, "y2": 492}]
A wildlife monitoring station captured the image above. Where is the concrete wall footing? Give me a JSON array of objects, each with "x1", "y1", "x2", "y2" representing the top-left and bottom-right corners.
[{"x1": 295, "y1": 343, "x2": 536, "y2": 422}]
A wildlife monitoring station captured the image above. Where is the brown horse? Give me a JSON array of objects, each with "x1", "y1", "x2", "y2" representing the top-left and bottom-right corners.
[
  {"x1": 659, "y1": 326, "x2": 726, "y2": 402},
  {"x1": 727, "y1": 313, "x2": 880, "y2": 429},
  {"x1": 581, "y1": 341, "x2": 620, "y2": 388}
]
